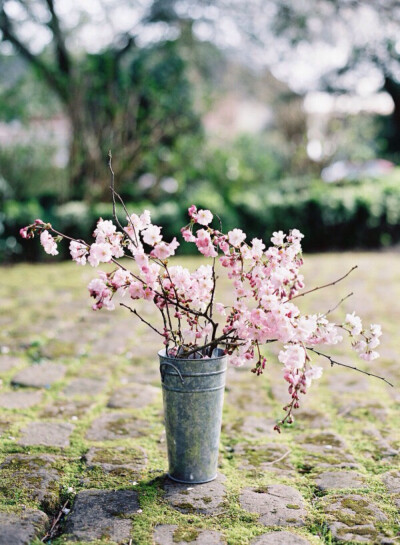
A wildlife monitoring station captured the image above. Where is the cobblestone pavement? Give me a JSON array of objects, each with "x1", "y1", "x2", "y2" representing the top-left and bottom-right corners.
[{"x1": 0, "y1": 253, "x2": 399, "y2": 545}]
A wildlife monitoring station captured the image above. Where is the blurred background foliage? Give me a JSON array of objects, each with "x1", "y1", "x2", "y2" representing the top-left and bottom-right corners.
[{"x1": 1, "y1": 0, "x2": 400, "y2": 260}]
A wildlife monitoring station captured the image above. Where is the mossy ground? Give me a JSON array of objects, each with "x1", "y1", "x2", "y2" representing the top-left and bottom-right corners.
[{"x1": 0, "y1": 253, "x2": 399, "y2": 544}]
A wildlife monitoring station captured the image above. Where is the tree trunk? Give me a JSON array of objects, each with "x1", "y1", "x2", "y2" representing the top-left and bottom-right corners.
[{"x1": 383, "y1": 76, "x2": 400, "y2": 154}]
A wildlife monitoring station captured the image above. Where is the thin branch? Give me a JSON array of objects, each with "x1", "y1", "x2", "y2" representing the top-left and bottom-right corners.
[
  {"x1": 41, "y1": 500, "x2": 69, "y2": 542},
  {"x1": 108, "y1": 151, "x2": 137, "y2": 247},
  {"x1": 182, "y1": 331, "x2": 234, "y2": 358},
  {"x1": 263, "y1": 449, "x2": 291, "y2": 466},
  {"x1": 324, "y1": 292, "x2": 353, "y2": 316},
  {"x1": 120, "y1": 303, "x2": 165, "y2": 338},
  {"x1": 288, "y1": 266, "x2": 358, "y2": 302},
  {"x1": 307, "y1": 347, "x2": 394, "y2": 387}
]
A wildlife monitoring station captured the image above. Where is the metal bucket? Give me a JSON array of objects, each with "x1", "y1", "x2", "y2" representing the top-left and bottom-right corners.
[{"x1": 159, "y1": 348, "x2": 227, "y2": 484}]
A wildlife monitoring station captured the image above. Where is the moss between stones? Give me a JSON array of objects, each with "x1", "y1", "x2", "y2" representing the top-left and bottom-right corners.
[
  {"x1": 173, "y1": 527, "x2": 200, "y2": 542},
  {"x1": 174, "y1": 502, "x2": 196, "y2": 513},
  {"x1": 90, "y1": 447, "x2": 142, "y2": 466},
  {"x1": 202, "y1": 496, "x2": 212, "y2": 503},
  {"x1": 336, "y1": 525, "x2": 378, "y2": 539},
  {"x1": 303, "y1": 433, "x2": 343, "y2": 448},
  {"x1": 286, "y1": 504, "x2": 301, "y2": 510},
  {"x1": 332, "y1": 498, "x2": 377, "y2": 526}
]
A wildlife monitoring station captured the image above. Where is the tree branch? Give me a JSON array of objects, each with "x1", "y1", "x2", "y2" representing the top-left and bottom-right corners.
[
  {"x1": 0, "y1": 4, "x2": 68, "y2": 101},
  {"x1": 307, "y1": 347, "x2": 394, "y2": 387},
  {"x1": 288, "y1": 266, "x2": 357, "y2": 302},
  {"x1": 44, "y1": 0, "x2": 71, "y2": 75},
  {"x1": 120, "y1": 303, "x2": 165, "y2": 338}
]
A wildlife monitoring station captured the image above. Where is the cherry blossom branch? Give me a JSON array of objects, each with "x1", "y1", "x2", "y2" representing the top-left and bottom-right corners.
[
  {"x1": 288, "y1": 266, "x2": 358, "y2": 302},
  {"x1": 120, "y1": 303, "x2": 165, "y2": 338},
  {"x1": 108, "y1": 150, "x2": 139, "y2": 247},
  {"x1": 307, "y1": 347, "x2": 394, "y2": 387},
  {"x1": 182, "y1": 331, "x2": 234, "y2": 358},
  {"x1": 324, "y1": 292, "x2": 353, "y2": 316}
]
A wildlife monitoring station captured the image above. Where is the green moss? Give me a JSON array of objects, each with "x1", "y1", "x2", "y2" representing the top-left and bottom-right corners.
[
  {"x1": 332, "y1": 498, "x2": 379, "y2": 526},
  {"x1": 302, "y1": 433, "x2": 342, "y2": 448},
  {"x1": 336, "y1": 525, "x2": 377, "y2": 539},
  {"x1": 202, "y1": 496, "x2": 212, "y2": 503},
  {"x1": 286, "y1": 504, "x2": 301, "y2": 510},
  {"x1": 173, "y1": 527, "x2": 200, "y2": 542},
  {"x1": 174, "y1": 502, "x2": 196, "y2": 513}
]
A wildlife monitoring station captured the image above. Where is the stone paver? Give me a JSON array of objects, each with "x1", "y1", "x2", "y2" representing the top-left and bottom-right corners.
[
  {"x1": 12, "y1": 363, "x2": 66, "y2": 388},
  {"x1": 315, "y1": 471, "x2": 367, "y2": 491},
  {"x1": 18, "y1": 422, "x2": 74, "y2": 447},
  {"x1": 293, "y1": 408, "x2": 331, "y2": 429},
  {"x1": 164, "y1": 474, "x2": 226, "y2": 515},
  {"x1": 297, "y1": 431, "x2": 358, "y2": 470},
  {"x1": 250, "y1": 532, "x2": 312, "y2": 545},
  {"x1": 107, "y1": 383, "x2": 160, "y2": 409},
  {"x1": 362, "y1": 428, "x2": 398, "y2": 458},
  {"x1": 86, "y1": 412, "x2": 149, "y2": 441},
  {"x1": 64, "y1": 489, "x2": 140, "y2": 542},
  {"x1": 154, "y1": 524, "x2": 225, "y2": 544},
  {"x1": 0, "y1": 454, "x2": 60, "y2": 510},
  {"x1": 0, "y1": 390, "x2": 43, "y2": 409},
  {"x1": 0, "y1": 509, "x2": 49, "y2": 545},
  {"x1": 239, "y1": 485, "x2": 307, "y2": 527},
  {"x1": 382, "y1": 471, "x2": 400, "y2": 509},
  {"x1": 0, "y1": 355, "x2": 25, "y2": 373},
  {"x1": 40, "y1": 398, "x2": 93, "y2": 418},
  {"x1": 84, "y1": 445, "x2": 147, "y2": 475},
  {"x1": 63, "y1": 377, "x2": 108, "y2": 396},
  {"x1": 321, "y1": 494, "x2": 388, "y2": 543},
  {"x1": 225, "y1": 415, "x2": 277, "y2": 439},
  {"x1": 382, "y1": 471, "x2": 400, "y2": 493}
]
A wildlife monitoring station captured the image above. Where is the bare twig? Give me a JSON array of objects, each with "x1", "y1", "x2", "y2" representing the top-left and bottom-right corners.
[
  {"x1": 108, "y1": 151, "x2": 138, "y2": 247},
  {"x1": 120, "y1": 303, "x2": 165, "y2": 338},
  {"x1": 41, "y1": 500, "x2": 69, "y2": 542},
  {"x1": 324, "y1": 292, "x2": 353, "y2": 316},
  {"x1": 182, "y1": 331, "x2": 234, "y2": 358},
  {"x1": 263, "y1": 449, "x2": 291, "y2": 466},
  {"x1": 288, "y1": 266, "x2": 358, "y2": 302},
  {"x1": 307, "y1": 347, "x2": 394, "y2": 387}
]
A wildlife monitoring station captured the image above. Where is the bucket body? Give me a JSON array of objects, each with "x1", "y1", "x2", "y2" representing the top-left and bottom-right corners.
[{"x1": 159, "y1": 348, "x2": 227, "y2": 484}]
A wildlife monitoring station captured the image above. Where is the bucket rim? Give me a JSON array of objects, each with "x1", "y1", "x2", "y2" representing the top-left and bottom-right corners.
[{"x1": 158, "y1": 347, "x2": 227, "y2": 363}]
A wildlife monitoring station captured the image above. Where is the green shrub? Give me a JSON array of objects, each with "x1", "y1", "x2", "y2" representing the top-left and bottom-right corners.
[{"x1": 2, "y1": 170, "x2": 400, "y2": 262}]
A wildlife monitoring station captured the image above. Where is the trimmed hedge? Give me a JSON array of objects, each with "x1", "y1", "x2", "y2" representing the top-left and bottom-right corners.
[{"x1": 2, "y1": 171, "x2": 400, "y2": 261}]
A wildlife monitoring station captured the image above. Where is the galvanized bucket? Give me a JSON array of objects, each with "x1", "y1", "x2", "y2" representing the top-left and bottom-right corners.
[{"x1": 159, "y1": 348, "x2": 227, "y2": 484}]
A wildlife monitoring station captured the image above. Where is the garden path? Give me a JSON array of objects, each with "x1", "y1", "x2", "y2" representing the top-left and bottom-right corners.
[{"x1": 0, "y1": 253, "x2": 399, "y2": 544}]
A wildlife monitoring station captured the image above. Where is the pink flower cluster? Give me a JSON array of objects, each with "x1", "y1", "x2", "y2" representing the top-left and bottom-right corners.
[{"x1": 20, "y1": 205, "x2": 384, "y2": 429}]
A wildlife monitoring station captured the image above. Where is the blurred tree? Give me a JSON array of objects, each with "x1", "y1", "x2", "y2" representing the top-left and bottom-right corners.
[
  {"x1": 0, "y1": 0, "x2": 201, "y2": 200},
  {"x1": 267, "y1": 1, "x2": 400, "y2": 154}
]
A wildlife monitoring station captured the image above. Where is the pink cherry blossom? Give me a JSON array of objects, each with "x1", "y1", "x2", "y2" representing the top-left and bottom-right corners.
[
  {"x1": 70, "y1": 241, "x2": 88, "y2": 265},
  {"x1": 40, "y1": 230, "x2": 59, "y2": 256},
  {"x1": 228, "y1": 228, "x2": 246, "y2": 247},
  {"x1": 88, "y1": 243, "x2": 113, "y2": 267},
  {"x1": 278, "y1": 344, "x2": 306, "y2": 371},
  {"x1": 151, "y1": 238, "x2": 180, "y2": 260},
  {"x1": 196, "y1": 209, "x2": 213, "y2": 226},
  {"x1": 344, "y1": 312, "x2": 363, "y2": 336},
  {"x1": 188, "y1": 204, "x2": 197, "y2": 219},
  {"x1": 142, "y1": 224, "x2": 162, "y2": 246},
  {"x1": 181, "y1": 228, "x2": 196, "y2": 242},
  {"x1": 271, "y1": 230, "x2": 285, "y2": 246}
]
